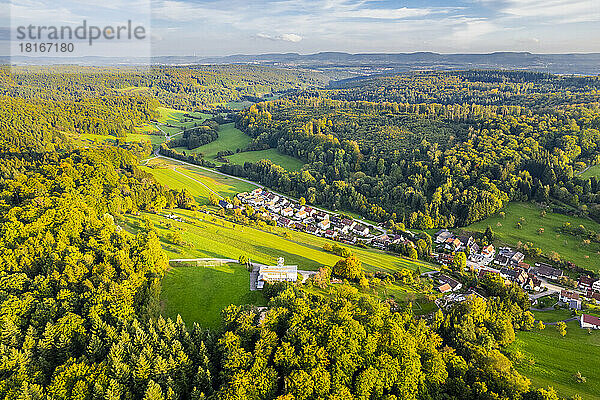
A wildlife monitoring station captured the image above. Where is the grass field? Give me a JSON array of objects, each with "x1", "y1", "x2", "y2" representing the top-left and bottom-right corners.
[
  {"x1": 157, "y1": 107, "x2": 187, "y2": 124},
  {"x1": 160, "y1": 263, "x2": 266, "y2": 329},
  {"x1": 121, "y1": 209, "x2": 435, "y2": 274},
  {"x1": 173, "y1": 123, "x2": 252, "y2": 158},
  {"x1": 141, "y1": 158, "x2": 259, "y2": 204},
  {"x1": 466, "y1": 202, "x2": 600, "y2": 272},
  {"x1": 173, "y1": 123, "x2": 304, "y2": 172},
  {"x1": 581, "y1": 165, "x2": 600, "y2": 179},
  {"x1": 509, "y1": 315, "x2": 600, "y2": 400},
  {"x1": 226, "y1": 149, "x2": 305, "y2": 171}
]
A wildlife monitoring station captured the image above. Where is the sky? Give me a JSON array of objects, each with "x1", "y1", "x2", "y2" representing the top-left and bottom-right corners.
[{"x1": 2, "y1": 0, "x2": 600, "y2": 56}]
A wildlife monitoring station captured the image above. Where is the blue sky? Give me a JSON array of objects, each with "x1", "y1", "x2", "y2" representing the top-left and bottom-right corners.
[{"x1": 3, "y1": 0, "x2": 600, "y2": 56}]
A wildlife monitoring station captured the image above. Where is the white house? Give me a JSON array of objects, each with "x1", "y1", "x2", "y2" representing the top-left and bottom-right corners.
[
  {"x1": 282, "y1": 207, "x2": 294, "y2": 217},
  {"x1": 592, "y1": 280, "x2": 600, "y2": 293},
  {"x1": 559, "y1": 290, "x2": 582, "y2": 310},
  {"x1": 256, "y1": 258, "x2": 298, "y2": 290},
  {"x1": 580, "y1": 314, "x2": 600, "y2": 330},
  {"x1": 318, "y1": 219, "x2": 331, "y2": 230}
]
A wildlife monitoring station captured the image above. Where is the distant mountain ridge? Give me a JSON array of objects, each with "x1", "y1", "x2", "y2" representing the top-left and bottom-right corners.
[{"x1": 5, "y1": 52, "x2": 600, "y2": 75}]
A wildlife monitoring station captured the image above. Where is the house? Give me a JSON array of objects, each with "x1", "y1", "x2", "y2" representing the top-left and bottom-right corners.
[
  {"x1": 438, "y1": 275, "x2": 463, "y2": 292},
  {"x1": 534, "y1": 263, "x2": 564, "y2": 280},
  {"x1": 481, "y1": 244, "x2": 495, "y2": 258},
  {"x1": 445, "y1": 237, "x2": 462, "y2": 252},
  {"x1": 372, "y1": 234, "x2": 391, "y2": 249},
  {"x1": 295, "y1": 210, "x2": 308, "y2": 220},
  {"x1": 437, "y1": 253, "x2": 454, "y2": 265},
  {"x1": 303, "y1": 207, "x2": 315, "y2": 217},
  {"x1": 324, "y1": 229, "x2": 337, "y2": 239},
  {"x1": 218, "y1": 200, "x2": 233, "y2": 209},
  {"x1": 559, "y1": 290, "x2": 582, "y2": 310},
  {"x1": 499, "y1": 268, "x2": 528, "y2": 285},
  {"x1": 517, "y1": 262, "x2": 531, "y2": 272},
  {"x1": 313, "y1": 211, "x2": 327, "y2": 221},
  {"x1": 256, "y1": 258, "x2": 298, "y2": 290},
  {"x1": 435, "y1": 229, "x2": 454, "y2": 244},
  {"x1": 494, "y1": 254, "x2": 511, "y2": 267},
  {"x1": 277, "y1": 217, "x2": 290, "y2": 227},
  {"x1": 458, "y1": 235, "x2": 475, "y2": 250},
  {"x1": 478, "y1": 269, "x2": 495, "y2": 280},
  {"x1": 282, "y1": 207, "x2": 294, "y2": 217},
  {"x1": 353, "y1": 224, "x2": 370, "y2": 236},
  {"x1": 524, "y1": 276, "x2": 542, "y2": 292},
  {"x1": 586, "y1": 291, "x2": 600, "y2": 304},
  {"x1": 436, "y1": 283, "x2": 452, "y2": 293},
  {"x1": 580, "y1": 314, "x2": 600, "y2": 330},
  {"x1": 579, "y1": 275, "x2": 597, "y2": 291},
  {"x1": 470, "y1": 242, "x2": 480, "y2": 255},
  {"x1": 305, "y1": 225, "x2": 318, "y2": 235},
  {"x1": 318, "y1": 219, "x2": 331, "y2": 230},
  {"x1": 510, "y1": 252, "x2": 525, "y2": 266},
  {"x1": 338, "y1": 234, "x2": 356, "y2": 245}
]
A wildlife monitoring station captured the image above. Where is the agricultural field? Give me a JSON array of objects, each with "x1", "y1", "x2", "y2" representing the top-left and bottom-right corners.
[
  {"x1": 226, "y1": 148, "x2": 305, "y2": 171},
  {"x1": 160, "y1": 262, "x2": 265, "y2": 329},
  {"x1": 580, "y1": 165, "x2": 600, "y2": 179},
  {"x1": 466, "y1": 202, "x2": 600, "y2": 272},
  {"x1": 509, "y1": 314, "x2": 600, "y2": 400},
  {"x1": 141, "y1": 157, "x2": 259, "y2": 203},
  {"x1": 120, "y1": 209, "x2": 436, "y2": 274}
]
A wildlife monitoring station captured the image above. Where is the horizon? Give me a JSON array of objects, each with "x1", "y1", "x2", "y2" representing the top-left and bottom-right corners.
[{"x1": 1, "y1": 0, "x2": 599, "y2": 58}]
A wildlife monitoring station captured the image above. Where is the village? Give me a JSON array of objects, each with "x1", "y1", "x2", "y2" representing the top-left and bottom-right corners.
[
  {"x1": 222, "y1": 188, "x2": 600, "y2": 330},
  {"x1": 431, "y1": 228, "x2": 600, "y2": 330},
  {"x1": 233, "y1": 188, "x2": 377, "y2": 243}
]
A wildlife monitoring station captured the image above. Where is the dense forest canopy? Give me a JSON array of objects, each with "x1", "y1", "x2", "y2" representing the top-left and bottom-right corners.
[{"x1": 0, "y1": 65, "x2": 329, "y2": 110}]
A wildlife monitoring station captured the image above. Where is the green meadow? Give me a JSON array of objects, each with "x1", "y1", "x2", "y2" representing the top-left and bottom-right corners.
[
  {"x1": 121, "y1": 209, "x2": 435, "y2": 274},
  {"x1": 141, "y1": 158, "x2": 259, "y2": 203},
  {"x1": 466, "y1": 202, "x2": 600, "y2": 272},
  {"x1": 173, "y1": 122, "x2": 304, "y2": 171},
  {"x1": 173, "y1": 123, "x2": 252, "y2": 159},
  {"x1": 509, "y1": 315, "x2": 600, "y2": 400},
  {"x1": 160, "y1": 263, "x2": 265, "y2": 329},
  {"x1": 580, "y1": 165, "x2": 600, "y2": 179}
]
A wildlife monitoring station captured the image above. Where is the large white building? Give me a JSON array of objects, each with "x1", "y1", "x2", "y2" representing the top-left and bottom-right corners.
[{"x1": 256, "y1": 258, "x2": 298, "y2": 289}]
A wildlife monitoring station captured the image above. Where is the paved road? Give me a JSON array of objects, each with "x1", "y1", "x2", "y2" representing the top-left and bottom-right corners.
[{"x1": 539, "y1": 316, "x2": 578, "y2": 326}]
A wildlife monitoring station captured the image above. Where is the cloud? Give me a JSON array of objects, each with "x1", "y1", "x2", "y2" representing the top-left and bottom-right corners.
[
  {"x1": 498, "y1": 0, "x2": 600, "y2": 23},
  {"x1": 257, "y1": 32, "x2": 302, "y2": 42}
]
